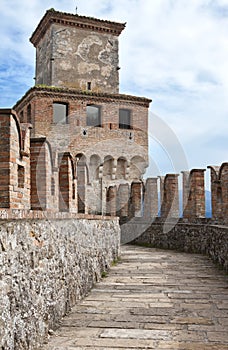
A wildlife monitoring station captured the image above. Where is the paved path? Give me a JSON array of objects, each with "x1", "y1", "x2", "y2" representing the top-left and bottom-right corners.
[{"x1": 45, "y1": 245, "x2": 228, "y2": 349}]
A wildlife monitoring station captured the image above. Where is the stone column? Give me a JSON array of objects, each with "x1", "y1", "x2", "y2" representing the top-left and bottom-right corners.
[
  {"x1": 143, "y1": 178, "x2": 158, "y2": 218},
  {"x1": 160, "y1": 174, "x2": 179, "y2": 218}
]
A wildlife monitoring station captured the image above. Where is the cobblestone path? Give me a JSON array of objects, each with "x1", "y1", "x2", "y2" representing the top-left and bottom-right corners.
[{"x1": 45, "y1": 245, "x2": 228, "y2": 349}]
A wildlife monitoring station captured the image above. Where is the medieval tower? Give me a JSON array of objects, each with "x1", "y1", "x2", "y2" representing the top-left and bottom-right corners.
[{"x1": 13, "y1": 9, "x2": 151, "y2": 215}]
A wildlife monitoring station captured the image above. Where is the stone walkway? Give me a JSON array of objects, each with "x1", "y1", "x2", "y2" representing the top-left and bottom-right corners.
[{"x1": 44, "y1": 245, "x2": 228, "y2": 350}]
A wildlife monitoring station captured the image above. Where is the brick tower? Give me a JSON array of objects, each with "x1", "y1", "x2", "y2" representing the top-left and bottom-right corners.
[{"x1": 14, "y1": 9, "x2": 151, "y2": 214}]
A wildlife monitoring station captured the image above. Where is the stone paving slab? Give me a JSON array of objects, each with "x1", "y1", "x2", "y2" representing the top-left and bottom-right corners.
[{"x1": 44, "y1": 245, "x2": 228, "y2": 350}]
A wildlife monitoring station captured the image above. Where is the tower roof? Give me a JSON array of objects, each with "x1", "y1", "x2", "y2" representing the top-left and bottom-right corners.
[{"x1": 30, "y1": 8, "x2": 126, "y2": 47}]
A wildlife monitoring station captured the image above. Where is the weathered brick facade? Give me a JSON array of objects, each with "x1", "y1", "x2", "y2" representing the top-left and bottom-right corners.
[
  {"x1": 208, "y1": 163, "x2": 228, "y2": 221},
  {"x1": 0, "y1": 110, "x2": 31, "y2": 209}
]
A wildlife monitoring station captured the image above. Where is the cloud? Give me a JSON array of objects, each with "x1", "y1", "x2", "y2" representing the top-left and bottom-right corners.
[{"x1": 0, "y1": 0, "x2": 227, "y2": 174}]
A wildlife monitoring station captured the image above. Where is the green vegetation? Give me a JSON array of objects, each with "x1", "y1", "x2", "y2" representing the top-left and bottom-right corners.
[
  {"x1": 101, "y1": 271, "x2": 108, "y2": 278},
  {"x1": 111, "y1": 256, "x2": 121, "y2": 266}
]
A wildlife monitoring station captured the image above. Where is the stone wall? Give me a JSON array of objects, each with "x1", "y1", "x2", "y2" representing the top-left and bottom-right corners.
[
  {"x1": 131, "y1": 218, "x2": 228, "y2": 272},
  {"x1": 0, "y1": 216, "x2": 120, "y2": 350}
]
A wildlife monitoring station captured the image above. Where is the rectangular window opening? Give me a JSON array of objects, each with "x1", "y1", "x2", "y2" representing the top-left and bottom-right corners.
[
  {"x1": 87, "y1": 82, "x2": 91, "y2": 90},
  {"x1": 86, "y1": 105, "x2": 101, "y2": 127},
  {"x1": 53, "y1": 102, "x2": 68, "y2": 124},
  {"x1": 119, "y1": 109, "x2": 131, "y2": 129}
]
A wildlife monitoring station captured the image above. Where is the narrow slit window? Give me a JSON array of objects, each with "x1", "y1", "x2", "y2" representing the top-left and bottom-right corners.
[
  {"x1": 27, "y1": 104, "x2": 32, "y2": 124},
  {"x1": 53, "y1": 103, "x2": 68, "y2": 124},
  {"x1": 51, "y1": 178, "x2": 55, "y2": 196},
  {"x1": 87, "y1": 82, "x2": 91, "y2": 90},
  {"x1": 18, "y1": 165, "x2": 25, "y2": 188},
  {"x1": 119, "y1": 109, "x2": 131, "y2": 129},
  {"x1": 86, "y1": 105, "x2": 101, "y2": 127},
  {"x1": 72, "y1": 183, "x2": 76, "y2": 200}
]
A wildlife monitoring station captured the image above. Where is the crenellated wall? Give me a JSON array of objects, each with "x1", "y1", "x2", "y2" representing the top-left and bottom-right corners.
[
  {"x1": 0, "y1": 109, "x2": 227, "y2": 223},
  {"x1": 111, "y1": 164, "x2": 228, "y2": 225}
]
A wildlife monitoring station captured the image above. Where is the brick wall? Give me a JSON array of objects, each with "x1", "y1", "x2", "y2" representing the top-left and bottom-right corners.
[
  {"x1": 0, "y1": 110, "x2": 31, "y2": 209},
  {"x1": 183, "y1": 169, "x2": 205, "y2": 218}
]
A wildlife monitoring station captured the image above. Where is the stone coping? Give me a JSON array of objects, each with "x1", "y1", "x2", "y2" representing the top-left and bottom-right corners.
[
  {"x1": 30, "y1": 8, "x2": 126, "y2": 46},
  {"x1": 14, "y1": 86, "x2": 152, "y2": 110},
  {"x1": 0, "y1": 209, "x2": 118, "y2": 221}
]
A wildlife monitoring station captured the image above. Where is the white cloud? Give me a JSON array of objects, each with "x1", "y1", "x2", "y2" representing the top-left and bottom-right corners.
[{"x1": 0, "y1": 0, "x2": 227, "y2": 173}]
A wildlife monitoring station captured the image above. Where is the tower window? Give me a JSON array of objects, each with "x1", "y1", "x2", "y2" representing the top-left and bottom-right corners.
[
  {"x1": 87, "y1": 82, "x2": 91, "y2": 90},
  {"x1": 86, "y1": 105, "x2": 101, "y2": 127},
  {"x1": 119, "y1": 109, "x2": 131, "y2": 129},
  {"x1": 18, "y1": 165, "x2": 25, "y2": 188},
  {"x1": 51, "y1": 177, "x2": 55, "y2": 196},
  {"x1": 53, "y1": 103, "x2": 68, "y2": 124}
]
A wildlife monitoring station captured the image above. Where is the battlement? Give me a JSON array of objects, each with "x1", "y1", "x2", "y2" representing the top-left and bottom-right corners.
[{"x1": 0, "y1": 107, "x2": 227, "y2": 224}]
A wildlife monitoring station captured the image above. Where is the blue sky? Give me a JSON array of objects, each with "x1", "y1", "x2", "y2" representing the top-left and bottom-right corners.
[{"x1": 0, "y1": 0, "x2": 227, "y2": 181}]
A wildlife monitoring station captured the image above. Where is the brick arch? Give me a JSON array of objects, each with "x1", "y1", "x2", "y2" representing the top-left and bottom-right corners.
[
  {"x1": 218, "y1": 162, "x2": 228, "y2": 180},
  {"x1": 208, "y1": 164, "x2": 227, "y2": 221},
  {"x1": 89, "y1": 154, "x2": 101, "y2": 181},
  {"x1": 11, "y1": 109, "x2": 23, "y2": 151},
  {"x1": 103, "y1": 155, "x2": 114, "y2": 179},
  {"x1": 58, "y1": 152, "x2": 76, "y2": 212}
]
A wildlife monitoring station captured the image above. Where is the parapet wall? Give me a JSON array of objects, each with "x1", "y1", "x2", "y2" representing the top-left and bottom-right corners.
[
  {"x1": 131, "y1": 218, "x2": 228, "y2": 272},
  {"x1": 0, "y1": 216, "x2": 120, "y2": 350},
  {"x1": 114, "y1": 162, "x2": 228, "y2": 225}
]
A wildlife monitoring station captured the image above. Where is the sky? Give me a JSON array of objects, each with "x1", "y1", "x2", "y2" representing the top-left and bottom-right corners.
[{"x1": 0, "y1": 0, "x2": 227, "y2": 182}]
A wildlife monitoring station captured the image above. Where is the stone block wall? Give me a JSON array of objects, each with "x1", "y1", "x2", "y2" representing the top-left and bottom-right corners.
[{"x1": 0, "y1": 216, "x2": 120, "y2": 350}]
